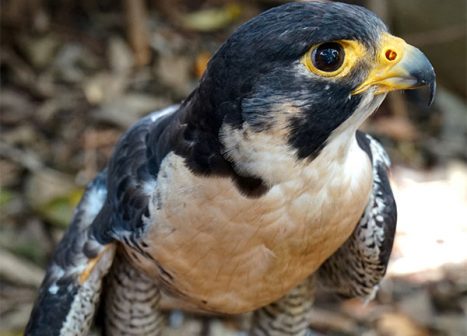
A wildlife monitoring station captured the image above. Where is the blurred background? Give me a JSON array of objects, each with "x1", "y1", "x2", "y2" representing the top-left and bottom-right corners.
[{"x1": 0, "y1": 0, "x2": 466, "y2": 335}]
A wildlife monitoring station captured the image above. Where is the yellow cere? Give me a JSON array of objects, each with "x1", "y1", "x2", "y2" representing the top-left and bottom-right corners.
[
  {"x1": 353, "y1": 32, "x2": 410, "y2": 95},
  {"x1": 301, "y1": 40, "x2": 367, "y2": 78},
  {"x1": 377, "y1": 32, "x2": 407, "y2": 66}
]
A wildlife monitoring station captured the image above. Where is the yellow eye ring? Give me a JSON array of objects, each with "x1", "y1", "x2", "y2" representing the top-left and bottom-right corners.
[
  {"x1": 302, "y1": 40, "x2": 366, "y2": 78},
  {"x1": 303, "y1": 42, "x2": 346, "y2": 77}
]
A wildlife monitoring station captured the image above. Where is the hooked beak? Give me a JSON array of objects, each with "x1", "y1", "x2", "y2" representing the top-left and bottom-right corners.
[{"x1": 353, "y1": 33, "x2": 436, "y2": 105}]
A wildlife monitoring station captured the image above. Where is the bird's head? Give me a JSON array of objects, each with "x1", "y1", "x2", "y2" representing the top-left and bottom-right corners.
[{"x1": 188, "y1": 1, "x2": 435, "y2": 187}]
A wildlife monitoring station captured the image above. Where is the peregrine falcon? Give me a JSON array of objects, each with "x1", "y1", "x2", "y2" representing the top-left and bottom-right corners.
[{"x1": 26, "y1": 1, "x2": 435, "y2": 335}]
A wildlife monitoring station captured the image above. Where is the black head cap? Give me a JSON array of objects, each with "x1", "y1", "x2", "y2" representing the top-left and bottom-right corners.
[{"x1": 203, "y1": 1, "x2": 386, "y2": 106}]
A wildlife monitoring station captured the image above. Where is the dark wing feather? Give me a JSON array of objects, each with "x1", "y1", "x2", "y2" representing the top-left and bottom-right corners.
[
  {"x1": 90, "y1": 106, "x2": 180, "y2": 250},
  {"x1": 317, "y1": 131, "x2": 397, "y2": 297},
  {"x1": 25, "y1": 171, "x2": 115, "y2": 336},
  {"x1": 26, "y1": 106, "x2": 180, "y2": 335}
]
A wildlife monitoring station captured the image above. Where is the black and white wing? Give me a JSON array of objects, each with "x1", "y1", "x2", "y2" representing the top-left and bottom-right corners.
[
  {"x1": 317, "y1": 131, "x2": 397, "y2": 298},
  {"x1": 25, "y1": 105, "x2": 180, "y2": 335},
  {"x1": 25, "y1": 171, "x2": 116, "y2": 336}
]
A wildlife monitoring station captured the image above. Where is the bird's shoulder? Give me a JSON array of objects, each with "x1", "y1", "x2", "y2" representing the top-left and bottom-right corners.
[
  {"x1": 355, "y1": 130, "x2": 391, "y2": 171},
  {"x1": 91, "y1": 106, "x2": 181, "y2": 244}
]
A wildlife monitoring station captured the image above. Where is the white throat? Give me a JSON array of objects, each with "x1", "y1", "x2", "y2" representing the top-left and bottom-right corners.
[{"x1": 220, "y1": 92, "x2": 385, "y2": 186}]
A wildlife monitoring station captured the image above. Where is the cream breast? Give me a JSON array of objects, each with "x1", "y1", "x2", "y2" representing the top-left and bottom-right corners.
[{"x1": 128, "y1": 132, "x2": 372, "y2": 314}]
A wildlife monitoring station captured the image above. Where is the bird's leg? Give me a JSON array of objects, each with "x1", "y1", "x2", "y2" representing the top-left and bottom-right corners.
[
  {"x1": 250, "y1": 278, "x2": 315, "y2": 336},
  {"x1": 104, "y1": 251, "x2": 163, "y2": 335}
]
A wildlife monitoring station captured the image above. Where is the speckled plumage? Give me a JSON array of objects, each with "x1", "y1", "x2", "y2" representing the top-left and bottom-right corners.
[
  {"x1": 25, "y1": 172, "x2": 115, "y2": 336},
  {"x1": 26, "y1": 1, "x2": 435, "y2": 335},
  {"x1": 104, "y1": 253, "x2": 163, "y2": 335}
]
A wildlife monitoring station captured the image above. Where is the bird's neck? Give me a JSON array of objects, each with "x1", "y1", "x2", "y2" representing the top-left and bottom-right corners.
[{"x1": 164, "y1": 88, "x2": 269, "y2": 197}]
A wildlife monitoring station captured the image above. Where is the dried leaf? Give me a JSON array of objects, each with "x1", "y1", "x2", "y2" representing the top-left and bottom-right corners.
[
  {"x1": 194, "y1": 52, "x2": 211, "y2": 78},
  {"x1": 0, "y1": 248, "x2": 44, "y2": 287},
  {"x1": 25, "y1": 168, "x2": 83, "y2": 227},
  {"x1": 377, "y1": 312, "x2": 429, "y2": 336},
  {"x1": 180, "y1": 4, "x2": 242, "y2": 32}
]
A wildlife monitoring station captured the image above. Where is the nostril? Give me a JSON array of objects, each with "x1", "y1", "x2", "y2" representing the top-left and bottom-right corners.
[{"x1": 385, "y1": 49, "x2": 398, "y2": 61}]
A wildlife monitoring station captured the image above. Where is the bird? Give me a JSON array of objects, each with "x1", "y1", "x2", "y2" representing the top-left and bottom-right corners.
[{"x1": 25, "y1": 1, "x2": 435, "y2": 335}]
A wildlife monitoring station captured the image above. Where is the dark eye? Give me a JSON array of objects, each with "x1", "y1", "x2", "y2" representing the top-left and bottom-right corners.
[{"x1": 312, "y1": 42, "x2": 345, "y2": 72}]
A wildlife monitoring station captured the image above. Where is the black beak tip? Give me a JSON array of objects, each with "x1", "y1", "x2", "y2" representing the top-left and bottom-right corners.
[
  {"x1": 410, "y1": 49, "x2": 436, "y2": 107},
  {"x1": 424, "y1": 65, "x2": 437, "y2": 107},
  {"x1": 428, "y1": 80, "x2": 436, "y2": 107},
  {"x1": 416, "y1": 67, "x2": 436, "y2": 107}
]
